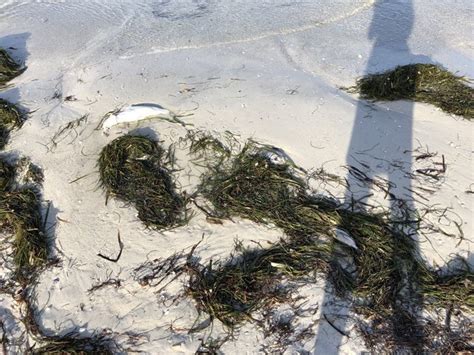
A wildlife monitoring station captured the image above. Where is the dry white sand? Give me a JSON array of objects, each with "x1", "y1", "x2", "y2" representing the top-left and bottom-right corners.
[{"x1": 0, "y1": 0, "x2": 472, "y2": 353}]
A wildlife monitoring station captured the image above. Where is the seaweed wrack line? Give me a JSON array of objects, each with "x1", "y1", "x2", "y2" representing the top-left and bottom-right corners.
[
  {"x1": 182, "y1": 134, "x2": 473, "y2": 351},
  {"x1": 0, "y1": 47, "x2": 117, "y2": 353}
]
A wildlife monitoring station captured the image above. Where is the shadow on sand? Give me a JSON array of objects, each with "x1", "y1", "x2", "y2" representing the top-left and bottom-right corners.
[{"x1": 314, "y1": 1, "x2": 434, "y2": 352}]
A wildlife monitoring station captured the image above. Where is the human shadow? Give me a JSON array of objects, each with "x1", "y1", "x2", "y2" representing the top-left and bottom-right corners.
[
  {"x1": 0, "y1": 32, "x2": 30, "y2": 110},
  {"x1": 1, "y1": 33, "x2": 30, "y2": 152},
  {"x1": 0, "y1": 306, "x2": 27, "y2": 353},
  {"x1": 314, "y1": 1, "x2": 433, "y2": 353},
  {"x1": 0, "y1": 33, "x2": 29, "y2": 63}
]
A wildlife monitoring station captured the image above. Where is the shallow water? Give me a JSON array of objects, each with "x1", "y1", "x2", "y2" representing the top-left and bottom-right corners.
[{"x1": 1, "y1": 1, "x2": 373, "y2": 55}]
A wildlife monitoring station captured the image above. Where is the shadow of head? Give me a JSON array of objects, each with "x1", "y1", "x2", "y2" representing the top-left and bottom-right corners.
[
  {"x1": 369, "y1": 0, "x2": 414, "y2": 43},
  {"x1": 0, "y1": 32, "x2": 30, "y2": 65},
  {"x1": 0, "y1": 33, "x2": 31, "y2": 108}
]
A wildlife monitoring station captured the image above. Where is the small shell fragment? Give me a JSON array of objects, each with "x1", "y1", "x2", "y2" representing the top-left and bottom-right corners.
[{"x1": 334, "y1": 228, "x2": 358, "y2": 250}]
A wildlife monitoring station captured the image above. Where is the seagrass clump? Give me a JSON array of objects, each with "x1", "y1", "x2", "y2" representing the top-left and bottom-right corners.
[
  {"x1": 197, "y1": 140, "x2": 342, "y2": 237},
  {"x1": 353, "y1": 64, "x2": 474, "y2": 119},
  {"x1": 0, "y1": 48, "x2": 24, "y2": 86},
  {"x1": 98, "y1": 135, "x2": 187, "y2": 229},
  {"x1": 0, "y1": 187, "x2": 47, "y2": 276},
  {"x1": 194, "y1": 141, "x2": 418, "y2": 321},
  {"x1": 30, "y1": 335, "x2": 114, "y2": 355},
  {"x1": 422, "y1": 260, "x2": 474, "y2": 311},
  {"x1": 187, "y1": 239, "x2": 348, "y2": 327},
  {"x1": 186, "y1": 130, "x2": 233, "y2": 167},
  {"x1": 0, "y1": 154, "x2": 47, "y2": 280},
  {"x1": 0, "y1": 99, "x2": 23, "y2": 149},
  {"x1": 189, "y1": 136, "x2": 472, "y2": 350},
  {"x1": 0, "y1": 157, "x2": 15, "y2": 190}
]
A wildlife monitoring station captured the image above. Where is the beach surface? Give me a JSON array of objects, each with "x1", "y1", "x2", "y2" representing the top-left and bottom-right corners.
[{"x1": 0, "y1": 1, "x2": 472, "y2": 353}]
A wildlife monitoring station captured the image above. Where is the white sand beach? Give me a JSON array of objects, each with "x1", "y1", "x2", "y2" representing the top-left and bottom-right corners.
[{"x1": 0, "y1": 0, "x2": 472, "y2": 353}]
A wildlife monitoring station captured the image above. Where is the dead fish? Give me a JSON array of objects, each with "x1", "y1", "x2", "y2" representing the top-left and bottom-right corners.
[{"x1": 102, "y1": 103, "x2": 174, "y2": 130}]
